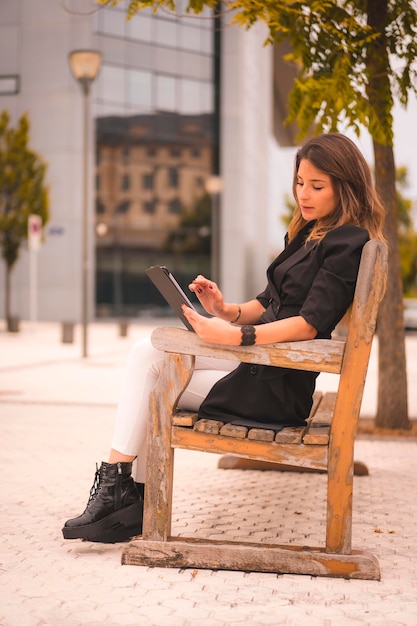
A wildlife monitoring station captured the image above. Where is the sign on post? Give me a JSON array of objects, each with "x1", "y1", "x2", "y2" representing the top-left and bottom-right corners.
[
  {"x1": 28, "y1": 214, "x2": 42, "y2": 251},
  {"x1": 28, "y1": 214, "x2": 43, "y2": 327}
]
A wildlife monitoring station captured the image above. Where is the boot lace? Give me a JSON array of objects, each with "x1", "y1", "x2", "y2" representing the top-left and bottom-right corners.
[{"x1": 86, "y1": 463, "x2": 101, "y2": 506}]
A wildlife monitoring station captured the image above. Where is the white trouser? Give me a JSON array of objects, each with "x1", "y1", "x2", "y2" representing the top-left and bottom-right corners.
[{"x1": 111, "y1": 336, "x2": 237, "y2": 482}]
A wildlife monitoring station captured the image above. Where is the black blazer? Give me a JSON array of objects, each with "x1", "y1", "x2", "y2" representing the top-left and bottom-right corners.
[
  {"x1": 257, "y1": 222, "x2": 370, "y2": 338},
  {"x1": 199, "y1": 223, "x2": 370, "y2": 429}
]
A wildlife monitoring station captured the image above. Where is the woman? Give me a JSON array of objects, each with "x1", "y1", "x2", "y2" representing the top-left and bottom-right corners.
[{"x1": 62, "y1": 133, "x2": 385, "y2": 543}]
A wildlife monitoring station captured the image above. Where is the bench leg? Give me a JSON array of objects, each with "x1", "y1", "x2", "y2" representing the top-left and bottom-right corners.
[
  {"x1": 141, "y1": 389, "x2": 174, "y2": 541},
  {"x1": 141, "y1": 353, "x2": 194, "y2": 542}
]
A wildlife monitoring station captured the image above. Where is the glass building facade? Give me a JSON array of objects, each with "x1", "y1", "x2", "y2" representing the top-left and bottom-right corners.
[{"x1": 93, "y1": 2, "x2": 218, "y2": 317}]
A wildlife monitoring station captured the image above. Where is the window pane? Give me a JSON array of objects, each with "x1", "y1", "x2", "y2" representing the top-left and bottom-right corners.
[
  {"x1": 200, "y1": 27, "x2": 213, "y2": 54},
  {"x1": 168, "y1": 198, "x2": 181, "y2": 214},
  {"x1": 201, "y1": 81, "x2": 214, "y2": 113},
  {"x1": 116, "y1": 200, "x2": 131, "y2": 214},
  {"x1": 156, "y1": 75, "x2": 177, "y2": 112},
  {"x1": 128, "y1": 68, "x2": 152, "y2": 108},
  {"x1": 179, "y1": 78, "x2": 201, "y2": 114},
  {"x1": 99, "y1": 65, "x2": 125, "y2": 105},
  {"x1": 143, "y1": 201, "x2": 156, "y2": 214},
  {"x1": 179, "y1": 24, "x2": 201, "y2": 52},
  {"x1": 121, "y1": 174, "x2": 130, "y2": 190},
  {"x1": 127, "y1": 15, "x2": 153, "y2": 42},
  {"x1": 155, "y1": 19, "x2": 178, "y2": 47},
  {"x1": 142, "y1": 173, "x2": 154, "y2": 189}
]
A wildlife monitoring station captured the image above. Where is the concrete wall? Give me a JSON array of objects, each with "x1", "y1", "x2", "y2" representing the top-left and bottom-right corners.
[
  {"x1": 0, "y1": 0, "x2": 98, "y2": 322},
  {"x1": 220, "y1": 20, "x2": 274, "y2": 303}
]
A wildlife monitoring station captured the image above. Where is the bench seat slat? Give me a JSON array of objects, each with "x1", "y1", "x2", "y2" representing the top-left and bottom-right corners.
[
  {"x1": 220, "y1": 423, "x2": 248, "y2": 439},
  {"x1": 172, "y1": 411, "x2": 198, "y2": 427},
  {"x1": 303, "y1": 425, "x2": 330, "y2": 445},
  {"x1": 309, "y1": 392, "x2": 337, "y2": 426},
  {"x1": 247, "y1": 428, "x2": 275, "y2": 442},
  {"x1": 194, "y1": 418, "x2": 223, "y2": 434},
  {"x1": 300, "y1": 391, "x2": 337, "y2": 445},
  {"x1": 275, "y1": 426, "x2": 306, "y2": 444}
]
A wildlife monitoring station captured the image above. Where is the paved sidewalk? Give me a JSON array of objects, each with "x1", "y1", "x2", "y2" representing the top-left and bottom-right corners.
[{"x1": 1, "y1": 321, "x2": 417, "y2": 626}]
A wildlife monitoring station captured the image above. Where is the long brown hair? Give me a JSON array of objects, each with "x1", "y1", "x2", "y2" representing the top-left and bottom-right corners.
[{"x1": 288, "y1": 133, "x2": 385, "y2": 242}]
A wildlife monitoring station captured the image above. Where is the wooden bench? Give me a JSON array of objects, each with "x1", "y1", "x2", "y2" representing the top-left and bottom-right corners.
[{"x1": 122, "y1": 239, "x2": 388, "y2": 580}]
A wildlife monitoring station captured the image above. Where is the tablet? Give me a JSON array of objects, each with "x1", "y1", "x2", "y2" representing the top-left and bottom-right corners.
[{"x1": 145, "y1": 265, "x2": 196, "y2": 331}]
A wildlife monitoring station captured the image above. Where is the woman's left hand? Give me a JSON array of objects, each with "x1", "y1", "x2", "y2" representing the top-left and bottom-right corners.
[{"x1": 182, "y1": 305, "x2": 240, "y2": 345}]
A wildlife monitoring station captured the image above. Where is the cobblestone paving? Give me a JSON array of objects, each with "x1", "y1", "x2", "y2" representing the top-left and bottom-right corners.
[{"x1": 1, "y1": 322, "x2": 416, "y2": 625}]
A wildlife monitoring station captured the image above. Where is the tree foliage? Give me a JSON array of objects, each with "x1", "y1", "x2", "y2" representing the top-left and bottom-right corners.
[
  {"x1": 397, "y1": 167, "x2": 417, "y2": 296},
  {"x1": 0, "y1": 110, "x2": 49, "y2": 319},
  {"x1": 98, "y1": 1, "x2": 417, "y2": 144},
  {"x1": 163, "y1": 192, "x2": 212, "y2": 256}
]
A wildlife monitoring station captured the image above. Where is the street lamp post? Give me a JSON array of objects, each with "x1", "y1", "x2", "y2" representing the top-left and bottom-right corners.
[{"x1": 68, "y1": 50, "x2": 102, "y2": 358}]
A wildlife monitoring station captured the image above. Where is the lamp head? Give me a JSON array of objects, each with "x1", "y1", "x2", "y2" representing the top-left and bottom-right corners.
[{"x1": 69, "y1": 50, "x2": 102, "y2": 95}]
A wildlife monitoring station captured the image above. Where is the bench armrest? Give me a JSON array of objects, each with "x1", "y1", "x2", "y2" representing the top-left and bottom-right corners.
[{"x1": 151, "y1": 326, "x2": 345, "y2": 375}]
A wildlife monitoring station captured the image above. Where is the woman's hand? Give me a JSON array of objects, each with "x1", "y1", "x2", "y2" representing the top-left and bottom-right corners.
[
  {"x1": 182, "y1": 306, "x2": 240, "y2": 345},
  {"x1": 182, "y1": 306, "x2": 317, "y2": 345},
  {"x1": 188, "y1": 275, "x2": 225, "y2": 317}
]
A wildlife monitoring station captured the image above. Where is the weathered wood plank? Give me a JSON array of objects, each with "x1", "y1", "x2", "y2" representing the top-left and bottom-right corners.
[
  {"x1": 144, "y1": 353, "x2": 194, "y2": 542},
  {"x1": 194, "y1": 419, "x2": 224, "y2": 434},
  {"x1": 172, "y1": 411, "x2": 198, "y2": 427},
  {"x1": 248, "y1": 428, "x2": 276, "y2": 442},
  {"x1": 326, "y1": 241, "x2": 388, "y2": 554},
  {"x1": 310, "y1": 391, "x2": 323, "y2": 417},
  {"x1": 275, "y1": 426, "x2": 305, "y2": 444},
  {"x1": 309, "y1": 392, "x2": 337, "y2": 426},
  {"x1": 303, "y1": 425, "x2": 330, "y2": 445},
  {"x1": 171, "y1": 426, "x2": 328, "y2": 470},
  {"x1": 122, "y1": 538, "x2": 380, "y2": 580},
  {"x1": 217, "y1": 456, "x2": 327, "y2": 473},
  {"x1": 297, "y1": 393, "x2": 333, "y2": 444},
  {"x1": 220, "y1": 423, "x2": 248, "y2": 439},
  {"x1": 216, "y1": 456, "x2": 367, "y2": 476},
  {"x1": 151, "y1": 327, "x2": 345, "y2": 374}
]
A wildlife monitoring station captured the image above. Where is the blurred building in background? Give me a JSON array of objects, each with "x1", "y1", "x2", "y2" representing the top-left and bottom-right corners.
[{"x1": 0, "y1": 0, "x2": 300, "y2": 322}]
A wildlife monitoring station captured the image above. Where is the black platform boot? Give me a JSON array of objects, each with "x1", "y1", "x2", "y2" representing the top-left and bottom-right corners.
[{"x1": 62, "y1": 462, "x2": 143, "y2": 543}]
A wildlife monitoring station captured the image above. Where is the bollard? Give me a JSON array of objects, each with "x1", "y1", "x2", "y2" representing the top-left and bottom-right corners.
[
  {"x1": 119, "y1": 320, "x2": 129, "y2": 337},
  {"x1": 7, "y1": 316, "x2": 20, "y2": 333},
  {"x1": 62, "y1": 322, "x2": 75, "y2": 344}
]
